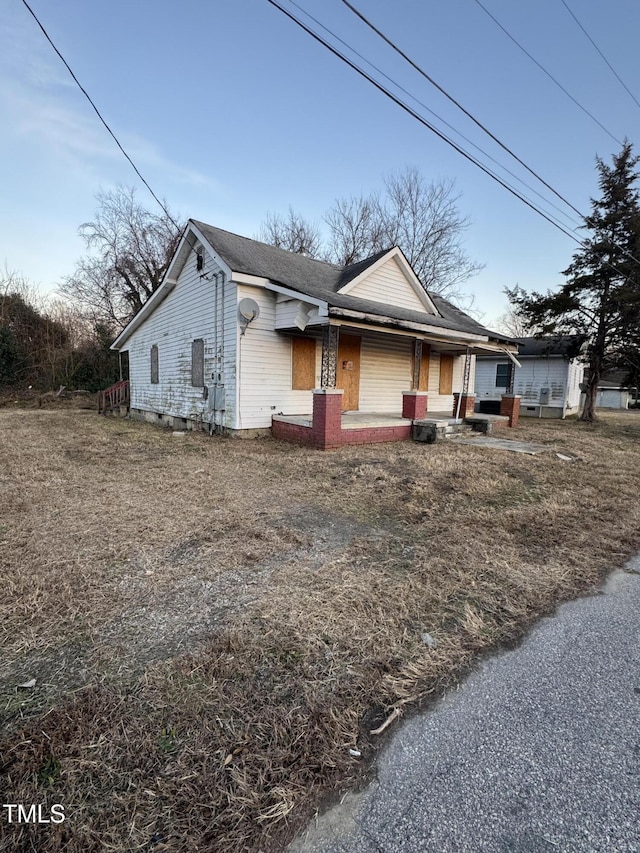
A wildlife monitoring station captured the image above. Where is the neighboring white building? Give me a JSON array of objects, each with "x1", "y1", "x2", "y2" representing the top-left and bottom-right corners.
[
  {"x1": 111, "y1": 220, "x2": 517, "y2": 444},
  {"x1": 580, "y1": 375, "x2": 635, "y2": 410},
  {"x1": 475, "y1": 336, "x2": 585, "y2": 419},
  {"x1": 593, "y1": 386, "x2": 631, "y2": 409}
]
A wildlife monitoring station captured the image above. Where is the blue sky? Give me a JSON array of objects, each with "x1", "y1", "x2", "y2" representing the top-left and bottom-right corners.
[{"x1": 2, "y1": 0, "x2": 640, "y2": 326}]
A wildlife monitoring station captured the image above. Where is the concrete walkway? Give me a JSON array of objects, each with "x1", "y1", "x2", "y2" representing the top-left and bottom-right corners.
[{"x1": 290, "y1": 555, "x2": 640, "y2": 853}]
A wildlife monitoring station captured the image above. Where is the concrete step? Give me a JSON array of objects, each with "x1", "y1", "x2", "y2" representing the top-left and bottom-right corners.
[
  {"x1": 413, "y1": 418, "x2": 471, "y2": 443},
  {"x1": 444, "y1": 423, "x2": 474, "y2": 438}
]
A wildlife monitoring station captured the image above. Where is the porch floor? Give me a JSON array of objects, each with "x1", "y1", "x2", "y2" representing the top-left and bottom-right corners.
[{"x1": 272, "y1": 411, "x2": 461, "y2": 429}]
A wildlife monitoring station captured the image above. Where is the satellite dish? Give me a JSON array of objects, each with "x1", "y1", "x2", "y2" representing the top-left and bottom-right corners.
[{"x1": 238, "y1": 298, "x2": 260, "y2": 322}]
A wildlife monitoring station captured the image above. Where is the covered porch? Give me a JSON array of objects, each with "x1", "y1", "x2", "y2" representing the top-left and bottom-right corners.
[
  {"x1": 272, "y1": 411, "x2": 461, "y2": 428},
  {"x1": 271, "y1": 319, "x2": 520, "y2": 449},
  {"x1": 271, "y1": 402, "x2": 513, "y2": 449}
]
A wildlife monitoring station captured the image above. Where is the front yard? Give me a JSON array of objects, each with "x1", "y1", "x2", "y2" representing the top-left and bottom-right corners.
[{"x1": 1, "y1": 408, "x2": 640, "y2": 851}]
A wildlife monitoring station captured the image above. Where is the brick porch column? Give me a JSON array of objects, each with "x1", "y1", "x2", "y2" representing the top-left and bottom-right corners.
[
  {"x1": 402, "y1": 391, "x2": 428, "y2": 420},
  {"x1": 312, "y1": 389, "x2": 343, "y2": 450},
  {"x1": 500, "y1": 394, "x2": 521, "y2": 427},
  {"x1": 452, "y1": 393, "x2": 476, "y2": 418}
]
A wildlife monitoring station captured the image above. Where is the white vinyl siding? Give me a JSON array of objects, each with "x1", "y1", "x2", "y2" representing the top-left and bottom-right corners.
[
  {"x1": 565, "y1": 359, "x2": 584, "y2": 411},
  {"x1": 236, "y1": 285, "x2": 320, "y2": 429},
  {"x1": 346, "y1": 257, "x2": 432, "y2": 313},
  {"x1": 122, "y1": 246, "x2": 237, "y2": 429},
  {"x1": 358, "y1": 332, "x2": 413, "y2": 412}
]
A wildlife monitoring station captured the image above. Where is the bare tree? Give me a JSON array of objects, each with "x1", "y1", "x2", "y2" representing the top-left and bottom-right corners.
[
  {"x1": 260, "y1": 168, "x2": 484, "y2": 302},
  {"x1": 0, "y1": 265, "x2": 44, "y2": 315},
  {"x1": 59, "y1": 187, "x2": 183, "y2": 329},
  {"x1": 493, "y1": 302, "x2": 536, "y2": 338},
  {"x1": 324, "y1": 194, "x2": 385, "y2": 265},
  {"x1": 381, "y1": 168, "x2": 484, "y2": 297},
  {"x1": 257, "y1": 207, "x2": 323, "y2": 257}
]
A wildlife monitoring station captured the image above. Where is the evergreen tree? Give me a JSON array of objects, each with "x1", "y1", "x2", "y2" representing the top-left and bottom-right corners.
[{"x1": 509, "y1": 142, "x2": 640, "y2": 421}]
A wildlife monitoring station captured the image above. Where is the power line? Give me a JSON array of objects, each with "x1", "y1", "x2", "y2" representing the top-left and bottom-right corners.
[
  {"x1": 560, "y1": 0, "x2": 640, "y2": 112},
  {"x1": 264, "y1": 0, "x2": 586, "y2": 244},
  {"x1": 265, "y1": 0, "x2": 640, "y2": 280},
  {"x1": 20, "y1": 0, "x2": 182, "y2": 232},
  {"x1": 288, "y1": 0, "x2": 581, "y2": 229},
  {"x1": 471, "y1": 0, "x2": 623, "y2": 147},
  {"x1": 339, "y1": 0, "x2": 584, "y2": 220}
]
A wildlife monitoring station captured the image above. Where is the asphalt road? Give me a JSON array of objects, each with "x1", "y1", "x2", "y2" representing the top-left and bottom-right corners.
[{"x1": 290, "y1": 556, "x2": 640, "y2": 853}]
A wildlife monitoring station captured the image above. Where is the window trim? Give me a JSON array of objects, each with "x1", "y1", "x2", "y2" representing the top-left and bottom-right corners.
[{"x1": 495, "y1": 363, "x2": 510, "y2": 389}]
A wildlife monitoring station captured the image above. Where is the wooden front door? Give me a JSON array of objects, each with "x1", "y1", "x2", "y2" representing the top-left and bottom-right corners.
[
  {"x1": 439, "y1": 354, "x2": 454, "y2": 395},
  {"x1": 337, "y1": 333, "x2": 361, "y2": 411}
]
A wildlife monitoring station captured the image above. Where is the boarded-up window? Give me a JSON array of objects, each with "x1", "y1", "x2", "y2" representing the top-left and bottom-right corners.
[
  {"x1": 439, "y1": 354, "x2": 454, "y2": 395},
  {"x1": 418, "y1": 344, "x2": 431, "y2": 391},
  {"x1": 292, "y1": 337, "x2": 316, "y2": 390},
  {"x1": 191, "y1": 338, "x2": 205, "y2": 387},
  {"x1": 150, "y1": 345, "x2": 159, "y2": 384}
]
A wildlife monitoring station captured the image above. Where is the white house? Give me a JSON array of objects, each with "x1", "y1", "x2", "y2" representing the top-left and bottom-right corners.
[
  {"x1": 475, "y1": 335, "x2": 585, "y2": 419},
  {"x1": 111, "y1": 220, "x2": 518, "y2": 448}
]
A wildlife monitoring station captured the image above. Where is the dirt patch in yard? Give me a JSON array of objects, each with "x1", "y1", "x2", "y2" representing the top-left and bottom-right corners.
[{"x1": 1, "y1": 410, "x2": 640, "y2": 851}]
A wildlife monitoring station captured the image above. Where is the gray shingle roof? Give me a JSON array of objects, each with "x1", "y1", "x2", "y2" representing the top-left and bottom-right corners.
[
  {"x1": 193, "y1": 220, "x2": 511, "y2": 342},
  {"x1": 515, "y1": 335, "x2": 586, "y2": 358}
]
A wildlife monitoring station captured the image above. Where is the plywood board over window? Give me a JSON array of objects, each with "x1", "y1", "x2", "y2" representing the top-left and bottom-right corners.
[
  {"x1": 292, "y1": 337, "x2": 316, "y2": 390},
  {"x1": 191, "y1": 338, "x2": 205, "y2": 387},
  {"x1": 439, "y1": 353, "x2": 454, "y2": 395}
]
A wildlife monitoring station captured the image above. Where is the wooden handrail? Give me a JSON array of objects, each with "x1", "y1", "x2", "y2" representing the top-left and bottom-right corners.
[{"x1": 98, "y1": 379, "x2": 130, "y2": 414}]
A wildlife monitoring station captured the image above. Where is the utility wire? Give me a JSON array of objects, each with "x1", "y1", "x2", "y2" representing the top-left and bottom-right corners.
[
  {"x1": 265, "y1": 0, "x2": 586, "y2": 244},
  {"x1": 20, "y1": 0, "x2": 182, "y2": 232},
  {"x1": 339, "y1": 0, "x2": 583, "y2": 220},
  {"x1": 315, "y1": 0, "x2": 640, "y2": 271},
  {"x1": 266, "y1": 0, "x2": 640, "y2": 279},
  {"x1": 560, "y1": 0, "x2": 640, "y2": 112},
  {"x1": 289, "y1": 0, "x2": 581, "y2": 229},
  {"x1": 472, "y1": 0, "x2": 622, "y2": 146}
]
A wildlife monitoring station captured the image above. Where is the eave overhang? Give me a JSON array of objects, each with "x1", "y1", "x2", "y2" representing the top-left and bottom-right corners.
[{"x1": 328, "y1": 307, "x2": 519, "y2": 353}]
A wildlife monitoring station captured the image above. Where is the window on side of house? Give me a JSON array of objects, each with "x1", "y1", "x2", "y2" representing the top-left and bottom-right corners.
[
  {"x1": 495, "y1": 363, "x2": 510, "y2": 388},
  {"x1": 291, "y1": 337, "x2": 316, "y2": 390},
  {"x1": 191, "y1": 338, "x2": 205, "y2": 387},
  {"x1": 150, "y1": 345, "x2": 159, "y2": 384}
]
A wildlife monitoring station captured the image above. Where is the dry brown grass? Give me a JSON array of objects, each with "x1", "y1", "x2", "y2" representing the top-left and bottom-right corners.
[{"x1": 2, "y1": 409, "x2": 640, "y2": 851}]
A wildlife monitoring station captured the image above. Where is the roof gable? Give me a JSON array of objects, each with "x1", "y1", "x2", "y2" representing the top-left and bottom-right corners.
[{"x1": 337, "y1": 247, "x2": 437, "y2": 314}]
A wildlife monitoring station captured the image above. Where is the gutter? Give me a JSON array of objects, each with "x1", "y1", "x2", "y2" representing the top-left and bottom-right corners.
[{"x1": 329, "y1": 306, "x2": 518, "y2": 350}]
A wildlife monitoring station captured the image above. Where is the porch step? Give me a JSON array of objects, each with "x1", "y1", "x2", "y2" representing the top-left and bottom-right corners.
[
  {"x1": 444, "y1": 422, "x2": 474, "y2": 438},
  {"x1": 412, "y1": 418, "x2": 470, "y2": 443},
  {"x1": 413, "y1": 415, "x2": 506, "y2": 443}
]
